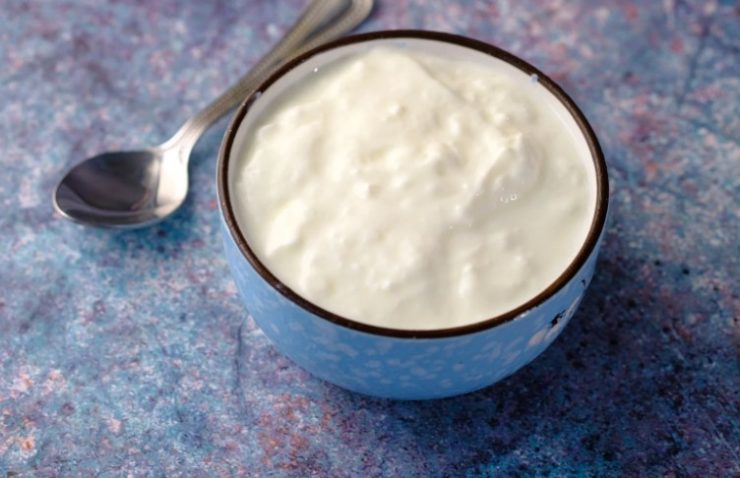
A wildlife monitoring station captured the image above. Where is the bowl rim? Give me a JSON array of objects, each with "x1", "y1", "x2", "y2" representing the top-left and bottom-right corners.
[{"x1": 217, "y1": 29, "x2": 609, "y2": 339}]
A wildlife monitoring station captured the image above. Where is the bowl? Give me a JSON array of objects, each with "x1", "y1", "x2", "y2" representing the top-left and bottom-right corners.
[{"x1": 217, "y1": 30, "x2": 609, "y2": 400}]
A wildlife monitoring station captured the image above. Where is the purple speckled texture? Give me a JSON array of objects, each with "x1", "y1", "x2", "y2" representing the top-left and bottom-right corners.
[{"x1": 1, "y1": 0, "x2": 738, "y2": 476}]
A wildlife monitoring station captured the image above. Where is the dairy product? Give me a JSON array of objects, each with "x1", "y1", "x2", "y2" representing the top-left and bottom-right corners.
[{"x1": 231, "y1": 46, "x2": 596, "y2": 330}]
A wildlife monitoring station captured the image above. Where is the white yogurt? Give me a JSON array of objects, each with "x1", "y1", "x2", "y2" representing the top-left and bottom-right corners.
[{"x1": 231, "y1": 47, "x2": 596, "y2": 330}]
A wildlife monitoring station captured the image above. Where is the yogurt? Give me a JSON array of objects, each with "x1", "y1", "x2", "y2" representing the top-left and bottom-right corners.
[{"x1": 231, "y1": 47, "x2": 596, "y2": 330}]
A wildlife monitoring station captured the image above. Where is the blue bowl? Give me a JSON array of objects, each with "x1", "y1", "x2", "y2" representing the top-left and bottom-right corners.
[{"x1": 217, "y1": 31, "x2": 609, "y2": 400}]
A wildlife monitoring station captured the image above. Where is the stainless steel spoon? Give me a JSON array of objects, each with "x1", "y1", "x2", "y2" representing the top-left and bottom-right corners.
[{"x1": 53, "y1": 0, "x2": 373, "y2": 229}]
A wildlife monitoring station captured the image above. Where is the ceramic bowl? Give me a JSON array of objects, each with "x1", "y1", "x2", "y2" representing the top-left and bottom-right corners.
[{"x1": 217, "y1": 30, "x2": 609, "y2": 400}]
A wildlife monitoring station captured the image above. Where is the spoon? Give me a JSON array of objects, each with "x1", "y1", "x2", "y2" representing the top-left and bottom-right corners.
[{"x1": 53, "y1": 0, "x2": 373, "y2": 229}]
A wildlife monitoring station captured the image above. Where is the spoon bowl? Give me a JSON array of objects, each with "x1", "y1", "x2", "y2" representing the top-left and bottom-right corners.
[{"x1": 53, "y1": 147, "x2": 187, "y2": 228}]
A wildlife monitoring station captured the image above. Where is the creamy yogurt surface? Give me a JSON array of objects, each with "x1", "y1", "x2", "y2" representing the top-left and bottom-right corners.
[{"x1": 231, "y1": 46, "x2": 596, "y2": 330}]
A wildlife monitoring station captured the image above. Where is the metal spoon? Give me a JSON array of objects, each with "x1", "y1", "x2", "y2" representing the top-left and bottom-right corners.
[{"x1": 53, "y1": 0, "x2": 373, "y2": 229}]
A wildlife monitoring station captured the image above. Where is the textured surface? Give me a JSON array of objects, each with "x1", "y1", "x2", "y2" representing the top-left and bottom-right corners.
[{"x1": 1, "y1": 0, "x2": 738, "y2": 476}]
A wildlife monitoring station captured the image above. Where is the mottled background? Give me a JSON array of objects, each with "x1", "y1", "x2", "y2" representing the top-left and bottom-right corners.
[{"x1": 1, "y1": 0, "x2": 738, "y2": 476}]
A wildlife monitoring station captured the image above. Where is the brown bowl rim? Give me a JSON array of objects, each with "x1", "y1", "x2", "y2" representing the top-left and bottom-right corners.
[{"x1": 217, "y1": 30, "x2": 609, "y2": 339}]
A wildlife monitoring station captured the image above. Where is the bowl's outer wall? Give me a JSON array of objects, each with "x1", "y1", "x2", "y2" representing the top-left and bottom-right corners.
[{"x1": 222, "y1": 219, "x2": 604, "y2": 400}]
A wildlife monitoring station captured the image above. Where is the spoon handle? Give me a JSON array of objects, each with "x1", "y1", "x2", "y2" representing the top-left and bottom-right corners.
[{"x1": 165, "y1": 0, "x2": 373, "y2": 154}]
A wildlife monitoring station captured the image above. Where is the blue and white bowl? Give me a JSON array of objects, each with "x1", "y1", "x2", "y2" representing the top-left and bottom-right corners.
[{"x1": 217, "y1": 31, "x2": 609, "y2": 400}]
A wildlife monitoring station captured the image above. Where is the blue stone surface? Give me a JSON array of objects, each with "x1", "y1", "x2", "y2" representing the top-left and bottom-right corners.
[{"x1": 1, "y1": 0, "x2": 738, "y2": 476}]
